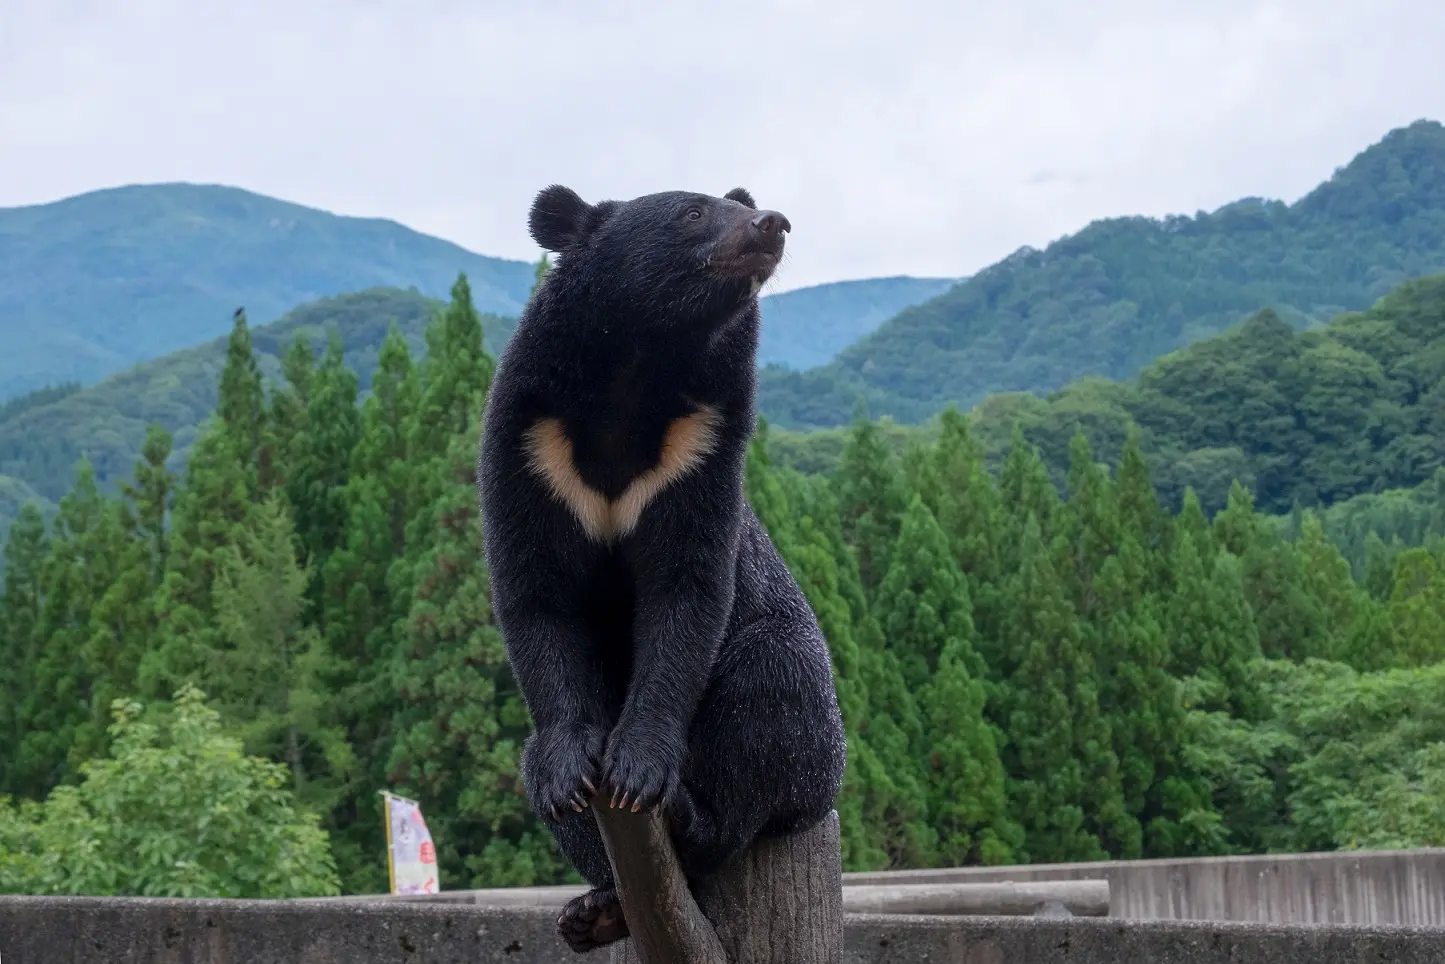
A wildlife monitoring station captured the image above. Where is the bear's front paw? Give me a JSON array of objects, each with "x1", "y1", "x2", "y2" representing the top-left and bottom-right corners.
[
  {"x1": 600, "y1": 726, "x2": 681, "y2": 813},
  {"x1": 521, "y1": 724, "x2": 607, "y2": 823}
]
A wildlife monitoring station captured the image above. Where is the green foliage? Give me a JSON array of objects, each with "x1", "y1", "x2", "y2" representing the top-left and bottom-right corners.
[
  {"x1": 7, "y1": 264, "x2": 1445, "y2": 898},
  {"x1": 759, "y1": 120, "x2": 1445, "y2": 429},
  {"x1": 0, "y1": 383, "x2": 81, "y2": 424},
  {"x1": 876, "y1": 497, "x2": 1020, "y2": 865},
  {"x1": 0, "y1": 685, "x2": 339, "y2": 898},
  {"x1": 1195, "y1": 659, "x2": 1445, "y2": 854}
]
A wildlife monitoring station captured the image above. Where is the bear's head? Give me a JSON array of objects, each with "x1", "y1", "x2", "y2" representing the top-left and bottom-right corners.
[{"x1": 526, "y1": 184, "x2": 790, "y2": 318}]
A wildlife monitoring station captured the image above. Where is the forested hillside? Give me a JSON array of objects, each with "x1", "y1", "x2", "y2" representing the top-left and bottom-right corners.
[
  {"x1": 767, "y1": 274, "x2": 1445, "y2": 526},
  {"x1": 759, "y1": 119, "x2": 1445, "y2": 428},
  {"x1": 0, "y1": 286, "x2": 505, "y2": 536},
  {"x1": 4, "y1": 278, "x2": 1442, "y2": 899}
]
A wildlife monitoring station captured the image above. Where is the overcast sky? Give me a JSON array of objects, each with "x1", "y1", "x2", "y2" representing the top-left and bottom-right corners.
[{"x1": 2, "y1": 0, "x2": 1443, "y2": 291}]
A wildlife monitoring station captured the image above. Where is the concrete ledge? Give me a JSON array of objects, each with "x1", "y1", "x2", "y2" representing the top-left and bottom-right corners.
[
  {"x1": 843, "y1": 914, "x2": 1445, "y2": 963},
  {"x1": 370, "y1": 879, "x2": 1110, "y2": 917},
  {"x1": 4, "y1": 895, "x2": 1444, "y2": 964},
  {"x1": 842, "y1": 847, "x2": 1445, "y2": 926}
]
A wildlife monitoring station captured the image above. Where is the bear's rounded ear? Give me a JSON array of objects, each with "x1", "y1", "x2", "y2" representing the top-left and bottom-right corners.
[
  {"x1": 724, "y1": 187, "x2": 757, "y2": 209},
  {"x1": 529, "y1": 185, "x2": 593, "y2": 251}
]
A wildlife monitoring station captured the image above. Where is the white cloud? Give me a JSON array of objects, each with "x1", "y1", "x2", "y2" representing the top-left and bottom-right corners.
[{"x1": 1, "y1": 0, "x2": 1442, "y2": 290}]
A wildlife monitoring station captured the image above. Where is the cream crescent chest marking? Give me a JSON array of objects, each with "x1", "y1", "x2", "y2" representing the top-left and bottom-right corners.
[{"x1": 522, "y1": 406, "x2": 723, "y2": 543}]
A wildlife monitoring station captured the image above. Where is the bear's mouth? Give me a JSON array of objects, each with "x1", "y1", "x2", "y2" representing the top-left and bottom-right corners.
[{"x1": 708, "y1": 249, "x2": 781, "y2": 283}]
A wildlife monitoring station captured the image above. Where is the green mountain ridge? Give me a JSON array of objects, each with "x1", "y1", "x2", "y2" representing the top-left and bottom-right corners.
[
  {"x1": 0, "y1": 288, "x2": 456, "y2": 533},
  {"x1": 758, "y1": 118, "x2": 1445, "y2": 428},
  {"x1": 0, "y1": 182, "x2": 951, "y2": 400},
  {"x1": 766, "y1": 274, "x2": 1445, "y2": 543},
  {"x1": 10, "y1": 270, "x2": 1445, "y2": 559}
]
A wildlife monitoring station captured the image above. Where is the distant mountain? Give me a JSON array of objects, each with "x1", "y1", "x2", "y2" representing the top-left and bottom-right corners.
[
  {"x1": 758, "y1": 119, "x2": 1445, "y2": 429},
  {"x1": 0, "y1": 184, "x2": 538, "y2": 400},
  {"x1": 757, "y1": 276, "x2": 959, "y2": 370},
  {"x1": 0, "y1": 183, "x2": 951, "y2": 400}
]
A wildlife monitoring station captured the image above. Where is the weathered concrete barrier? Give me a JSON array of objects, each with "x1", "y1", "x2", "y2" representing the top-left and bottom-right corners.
[
  {"x1": 842, "y1": 879, "x2": 1108, "y2": 916},
  {"x1": 3, "y1": 895, "x2": 1444, "y2": 963},
  {"x1": 375, "y1": 879, "x2": 1110, "y2": 917},
  {"x1": 844, "y1": 846, "x2": 1445, "y2": 926}
]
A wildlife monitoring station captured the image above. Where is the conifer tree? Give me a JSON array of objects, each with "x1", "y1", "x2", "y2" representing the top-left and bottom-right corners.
[
  {"x1": 209, "y1": 494, "x2": 353, "y2": 814},
  {"x1": 1214, "y1": 482, "x2": 1327, "y2": 660},
  {"x1": 1294, "y1": 511, "x2": 1360, "y2": 639},
  {"x1": 264, "y1": 335, "x2": 316, "y2": 492},
  {"x1": 1114, "y1": 428, "x2": 1171, "y2": 579},
  {"x1": 1386, "y1": 548, "x2": 1445, "y2": 666},
  {"x1": 78, "y1": 427, "x2": 176, "y2": 764},
  {"x1": 875, "y1": 496, "x2": 985, "y2": 691},
  {"x1": 11, "y1": 461, "x2": 126, "y2": 798},
  {"x1": 834, "y1": 404, "x2": 907, "y2": 596},
  {"x1": 323, "y1": 325, "x2": 420, "y2": 667},
  {"x1": 1056, "y1": 431, "x2": 1120, "y2": 621},
  {"x1": 995, "y1": 424, "x2": 1061, "y2": 584},
  {"x1": 386, "y1": 426, "x2": 555, "y2": 888},
  {"x1": 145, "y1": 310, "x2": 270, "y2": 696},
  {"x1": 997, "y1": 514, "x2": 1127, "y2": 863},
  {"x1": 0, "y1": 504, "x2": 48, "y2": 796},
  {"x1": 287, "y1": 331, "x2": 361, "y2": 614},
  {"x1": 909, "y1": 407, "x2": 1006, "y2": 666},
  {"x1": 1165, "y1": 520, "x2": 1262, "y2": 717},
  {"x1": 1091, "y1": 537, "x2": 1220, "y2": 856},
  {"x1": 876, "y1": 496, "x2": 1018, "y2": 865},
  {"x1": 1173, "y1": 488, "x2": 1215, "y2": 569},
  {"x1": 409, "y1": 273, "x2": 494, "y2": 469},
  {"x1": 127, "y1": 425, "x2": 177, "y2": 576},
  {"x1": 1361, "y1": 532, "x2": 1397, "y2": 600},
  {"x1": 217, "y1": 308, "x2": 267, "y2": 486}
]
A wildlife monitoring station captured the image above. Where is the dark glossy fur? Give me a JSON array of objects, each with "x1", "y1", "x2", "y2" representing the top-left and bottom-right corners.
[{"x1": 477, "y1": 186, "x2": 846, "y2": 952}]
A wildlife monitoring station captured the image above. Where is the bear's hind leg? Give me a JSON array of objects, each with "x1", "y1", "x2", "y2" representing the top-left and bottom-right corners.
[
  {"x1": 672, "y1": 615, "x2": 847, "y2": 885},
  {"x1": 557, "y1": 886, "x2": 627, "y2": 952},
  {"x1": 546, "y1": 808, "x2": 629, "y2": 951}
]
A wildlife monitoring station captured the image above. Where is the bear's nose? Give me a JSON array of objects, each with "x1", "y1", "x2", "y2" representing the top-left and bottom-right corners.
[{"x1": 750, "y1": 211, "x2": 791, "y2": 239}]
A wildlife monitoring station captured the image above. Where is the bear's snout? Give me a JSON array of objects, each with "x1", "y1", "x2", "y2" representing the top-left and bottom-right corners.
[{"x1": 750, "y1": 210, "x2": 791, "y2": 242}]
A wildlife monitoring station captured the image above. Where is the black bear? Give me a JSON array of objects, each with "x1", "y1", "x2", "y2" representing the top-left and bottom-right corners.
[{"x1": 477, "y1": 184, "x2": 847, "y2": 952}]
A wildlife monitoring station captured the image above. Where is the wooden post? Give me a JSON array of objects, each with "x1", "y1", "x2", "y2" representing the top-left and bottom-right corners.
[{"x1": 594, "y1": 806, "x2": 843, "y2": 964}]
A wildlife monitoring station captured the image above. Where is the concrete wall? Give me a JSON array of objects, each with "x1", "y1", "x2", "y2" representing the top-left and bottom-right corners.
[
  {"x1": 3, "y1": 896, "x2": 1444, "y2": 964},
  {"x1": 842, "y1": 847, "x2": 1445, "y2": 927},
  {"x1": 377, "y1": 847, "x2": 1445, "y2": 928}
]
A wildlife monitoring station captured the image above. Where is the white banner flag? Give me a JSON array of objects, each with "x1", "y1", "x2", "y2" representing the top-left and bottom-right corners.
[{"x1": 381, "y1": 791, "x2": 440, "y2": 895}]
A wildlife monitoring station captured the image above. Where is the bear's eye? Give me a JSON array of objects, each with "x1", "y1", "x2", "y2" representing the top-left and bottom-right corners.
[{"x1": 685, "y1": 206, "x2": 704, "y2": 221}]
